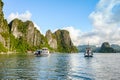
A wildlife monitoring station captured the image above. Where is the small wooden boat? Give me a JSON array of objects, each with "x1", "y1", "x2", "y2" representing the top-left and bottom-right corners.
[{"x1": 84, "y1": 43, "x2": 93, "y2": 57}]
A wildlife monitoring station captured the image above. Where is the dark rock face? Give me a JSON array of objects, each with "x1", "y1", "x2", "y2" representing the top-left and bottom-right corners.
[
  {"x1": 54, "y1": 30, "x2": 78, "y2": 53},
  {"x1": 101, "y1": 42, "x2": 110, "y2": 48},
  {"x1": 99, "y1": 42, "x2": 115, "y2": 53},
  {"x1": 54, "y1": 30, "x2": 73, "y2": 46},
  {"x1": 45, "y1": 29, "x2": 78, "y2": 53}
]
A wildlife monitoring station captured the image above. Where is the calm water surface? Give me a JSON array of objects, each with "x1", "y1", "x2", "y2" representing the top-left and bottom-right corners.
[{"x1": 0, "y1": 53, "x2": 120, "y2": 80}]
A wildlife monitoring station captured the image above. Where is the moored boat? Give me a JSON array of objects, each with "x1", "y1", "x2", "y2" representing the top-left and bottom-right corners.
[
  {"x1": 84, "y1": 43, "x2": 93, "y2": 57},
  {"x1": 34, "y1": 48, "x2": 49, "y2": 56}
]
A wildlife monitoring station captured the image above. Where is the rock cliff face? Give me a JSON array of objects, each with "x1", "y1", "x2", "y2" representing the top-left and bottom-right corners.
[
  {"x1": 9, "y1": 18, "x2": 47, "y2": 47},
  {"x1": 54, "y1": 30, "x2": 78, "y2": 53},
  {"x1": 0, "y1": 0, "x2": 9, "y2": 51},
  {"x1": 9, "y1": 19, "x2": 23, "y2": 38},
  {"x1": 0, "y1": 0, "x2": 8, "y2": 33},
  {"x1": 8, "y1": 18, "x2": 78, "y2": 53},
  {"x1": 45, "y1": 29, "x2": 78, "y2": 53},
  {"x1": 45, "y1": 30, "x2": 57, "y2": 49},
  {"x1": 99, "y1": 42, "x2": 115, "y2": 53}
]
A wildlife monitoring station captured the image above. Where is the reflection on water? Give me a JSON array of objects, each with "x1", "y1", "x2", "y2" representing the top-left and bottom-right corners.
[{"x1": 0, "y1": 53, "x2": 120, "y2": 80}]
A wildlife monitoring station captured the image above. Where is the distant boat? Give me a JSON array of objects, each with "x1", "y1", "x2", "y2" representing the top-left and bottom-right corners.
[
  {"x1": 34, "y1": 48, "x2": 49, "y2": 56},
  {"x1": 84, "y1": 43, "x2": 93, "y2": 57}
]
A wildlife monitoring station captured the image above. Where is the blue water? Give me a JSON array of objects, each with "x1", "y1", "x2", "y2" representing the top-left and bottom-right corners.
[{"x1": 0, "y1": 53, "x2": 120, "y2": 80}]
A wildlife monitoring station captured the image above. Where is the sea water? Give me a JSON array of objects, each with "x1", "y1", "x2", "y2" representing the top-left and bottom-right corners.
[{"x1": 0, "y1": 53, "x2": 120, "y2": 80}]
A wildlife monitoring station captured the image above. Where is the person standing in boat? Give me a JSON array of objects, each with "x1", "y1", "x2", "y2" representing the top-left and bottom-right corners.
[
  {"x1": 38, "y1": 51, "x2": 40, "y2": 55},
  {"x1": 87, "y1": 48, "x2": 89, "y2": 55}
]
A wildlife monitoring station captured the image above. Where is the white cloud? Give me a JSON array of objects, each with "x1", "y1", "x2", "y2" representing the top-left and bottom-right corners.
[
  {"x1": 89, "y1": 0, "x2": 120, "y2": 45},
  {"x1": 63, "y1": 0, "x2": 120, "y2": 46},
  {"x1": 7, "y1": 11, "x2": 32, "y2": 23},
  {"x1": 63, "y1": 27, "x2": 101, "y2": 46}
]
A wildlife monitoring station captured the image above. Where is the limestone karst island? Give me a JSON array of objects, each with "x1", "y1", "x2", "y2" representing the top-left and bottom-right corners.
[
  {"x1": 0, "y1": 0, "x2": 78, "y2": 54},
  {"x1": 1, "y1": 0, "x2": 120, "y2": 80}
]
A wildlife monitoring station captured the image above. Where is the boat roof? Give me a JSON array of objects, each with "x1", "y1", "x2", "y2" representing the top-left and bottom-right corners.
[
  {"x1": 36, "y1": 50, "x2": 42, "y2": 51},
  {"x1": 42, "y1": 47, "x2": 48, "y2": 50}
]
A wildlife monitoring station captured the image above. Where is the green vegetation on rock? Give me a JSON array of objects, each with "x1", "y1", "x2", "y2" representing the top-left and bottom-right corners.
[
  {"x1": 0, "y1": 42, "x2": 7, "y2": 52},
  {"x1": 54, "y1": 30, "x2": 78, "y2": 53}
]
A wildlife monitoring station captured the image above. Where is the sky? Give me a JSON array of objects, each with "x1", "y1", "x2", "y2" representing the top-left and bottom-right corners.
[{"x1": 2, "y1": 0, "x2": 120, "y2": 46}]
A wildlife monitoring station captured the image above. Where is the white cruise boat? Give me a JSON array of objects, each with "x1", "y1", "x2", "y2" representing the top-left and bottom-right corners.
[{"x1": 34, "y1": 48, "x2": 49, "y2": 56}]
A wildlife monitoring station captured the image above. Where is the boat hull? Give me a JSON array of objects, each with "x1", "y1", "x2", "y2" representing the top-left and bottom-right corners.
[
  {"x1": 84, "y1": 55, "x2": 93, "y2": 57},
  {"x1": 34, "y1": 48, "x2": 49, "y2": 57},
  {"x1": 35, "y1": 53, "x2": 49, "y2": 57},
  {"x1": 84, "y1": 53, "x2": 93, "y2": 57}
]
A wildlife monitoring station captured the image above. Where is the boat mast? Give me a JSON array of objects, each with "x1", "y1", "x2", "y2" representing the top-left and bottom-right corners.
[{"x1": 88, "y1": 41, "x2": 89, "y2": 48}]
